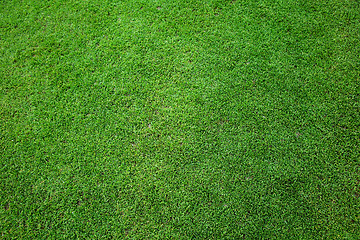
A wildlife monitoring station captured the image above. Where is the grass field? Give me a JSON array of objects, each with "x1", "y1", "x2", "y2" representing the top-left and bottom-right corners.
[{"x1": 1, "y1": 0, "x2": 359, "y2": 238}]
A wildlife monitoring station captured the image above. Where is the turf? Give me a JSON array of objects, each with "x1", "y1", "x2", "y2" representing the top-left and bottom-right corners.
[{"x1": 1, "y1": 0, "x2": 359, "y2": 239}]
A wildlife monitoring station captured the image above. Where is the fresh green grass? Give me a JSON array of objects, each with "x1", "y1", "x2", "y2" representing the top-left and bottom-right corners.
[{"x1": 1, "y1": 0, "x2": 359, "y2": 238}]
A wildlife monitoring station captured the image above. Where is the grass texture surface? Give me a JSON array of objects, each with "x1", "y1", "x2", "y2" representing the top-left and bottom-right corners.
[{"x1": 1, "y1": 0, "x2": 359, "y2": 239}]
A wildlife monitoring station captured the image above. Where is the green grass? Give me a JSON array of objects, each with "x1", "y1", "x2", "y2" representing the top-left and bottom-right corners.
[{"x1": 1, "y1": 0, "x2": 359, "y2": 238}]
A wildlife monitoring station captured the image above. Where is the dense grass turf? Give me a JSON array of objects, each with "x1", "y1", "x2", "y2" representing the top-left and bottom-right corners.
[{"x1": 1, "y1": 0, "x2": 359, "y2": 238}]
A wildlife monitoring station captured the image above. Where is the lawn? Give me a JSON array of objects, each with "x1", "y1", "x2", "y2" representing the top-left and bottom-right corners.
[{"x1": 1, "y1": 0, "x2": 359, "y2": 239}]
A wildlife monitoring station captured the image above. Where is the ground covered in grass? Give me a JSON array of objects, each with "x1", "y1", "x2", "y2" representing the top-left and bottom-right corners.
[{"x1": 1, "y1": 0, "x2": 359, "y2": 238}]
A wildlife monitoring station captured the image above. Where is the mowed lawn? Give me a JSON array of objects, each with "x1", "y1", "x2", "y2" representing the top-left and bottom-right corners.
[{"x1": 1, "y1": 0, "x2": 359, "y2": 238}]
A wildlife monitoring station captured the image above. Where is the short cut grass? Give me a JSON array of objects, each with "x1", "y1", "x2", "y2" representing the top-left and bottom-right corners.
[{"x1": 1, "y1": 0, "x2": 359, "y2": 239}]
